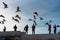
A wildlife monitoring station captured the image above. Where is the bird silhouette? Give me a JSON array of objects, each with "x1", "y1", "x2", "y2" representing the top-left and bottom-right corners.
[
  {"x1": 16, "y1": 6, "x2": 21, "y2": 12},
  {"x1": 45, "y1": 22, "x2": 49, "y2": 25},
  {"x1": 0, "y1": 22, "x2": 1, "y2": 24},
  {"x1": 2, "y1": 19, "x2": 6, "y2": 24},
  {"x1": 3, "y1": 2, "x2": 8, "y2": 9},
  {"x1": 3, "y1": 19, "x2": 6, "y2": 22},
  {"x1": 34, "y1": 12, "x2": 38, "y2": 16},
  {"x1": 33, "y1": 15, "x2": 36, "y2": 20},
  {"x1": 28, "y1": 19, "x2": 33, "y2": 21},
  {"x1": 15, "y1": 15, "x2": 21, "y2": 20},
  {"x1": 12, "y1": 17, "x2": 19, "y2": 23},
  {"x1": 33, "y1": 20, "x2": 37, "y2": 26},
  {"x1": 57, "y1": 25, "x2": 60, "y2": 27},
  {"x1": 2, "y1": 21, "x2": 4, "y2": 24},
  {"x1": 39, "y1": 17, "x2": 43, "y2": 20},
  {"x1": 0, "y1": 15, "x2": 5, "y2": 18}
]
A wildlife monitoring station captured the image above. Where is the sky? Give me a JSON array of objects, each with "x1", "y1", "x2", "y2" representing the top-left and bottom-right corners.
[{"x1": 0, "y1": 0, "x2": 60, "y2": 34}]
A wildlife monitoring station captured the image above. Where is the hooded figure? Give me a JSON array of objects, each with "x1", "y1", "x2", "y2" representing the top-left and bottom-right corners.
[
  {"x1": 24, "y1": 24, "x2": 29, "y2": 34},
  {"x1": 45, "y1": 22, "x2": 51, "y2": 34}
]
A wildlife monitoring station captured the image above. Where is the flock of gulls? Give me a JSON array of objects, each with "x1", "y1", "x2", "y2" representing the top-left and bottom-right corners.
[
  {"x1": 0, "y1": 2, "x2": 60, "y2": 34},
  {"x1": 0, "y1": 2, "x2": 21, "y2": 24},
  {"x1": 1, "y1": 2, "x2": 44, "y2": 25}
]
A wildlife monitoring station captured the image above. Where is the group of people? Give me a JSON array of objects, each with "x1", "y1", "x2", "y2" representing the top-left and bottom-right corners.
[
  {"x1": 3, "y1": 25, "x2": 17, "y2": 32},
  {"x1": 24, "y1": 24, "x2": 36, "y2": 34},
  {"x1": 3, "y1": 24, "x2": 59, "y2": 34},
  {"x1": 45, "y1": 22, "x2": 58, "y2": 34},
  {"x1": 48, "y1": 24, "x2": 57, "y2": 34},
  {"x1": 24, "y1": 24, "x2": 58, "y2": 34},
  {"x1": 3, "y1": 24, "x2": 36, "y2": 34}
]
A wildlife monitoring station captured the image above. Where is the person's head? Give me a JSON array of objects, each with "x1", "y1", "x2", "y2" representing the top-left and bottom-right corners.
[
  {"x1": 54, "y1": 24, "x2": 56, "y2": 26},
  {"x1": 33, "y1": 24, "x2": 35, "y2": 26}
]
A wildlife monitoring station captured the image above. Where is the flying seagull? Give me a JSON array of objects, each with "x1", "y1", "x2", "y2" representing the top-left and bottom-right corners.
[
  {"x1": 34, "y1": 12, "x2": 38, "y2": 16},
  {"x1": 28, "y1": 19, "x2": 33, "y2": 21},
  {"x1": 57, "y1": 25, "x2": 60, "y2": 27},
  {"x1": 33, "y1": 20, "x2": 37, "y2": 26},
  {"x1": 0, "y1": 15, "x2": 5, "y2": 18},
  {"x1": 12, "y1": 17, "x2": 19, "y2": 23},
  {"x1": 3, "y1": 19, "x2": 6, "y2": 22},
  {"x1": 15, "y1": 15, "x2": 21, "y2": 20},
  {"x1": 39, "y1": 17, "x2": 43, "y2": 20},
  {"x1": 1, "y1": 19, "x2": 6, "y2": 24},
  {"x1": 33, "y1": 15, "x2": 36, "y2": 20},
  {"x1": 3, "y1": 2, "x2": 8, "y2": 9},
  {"x1": 45, "y1": 22, "x2": 49, "y2": 25},
  {"x1": 16, "y1": 6, "x2": 21, "y2": 12}
]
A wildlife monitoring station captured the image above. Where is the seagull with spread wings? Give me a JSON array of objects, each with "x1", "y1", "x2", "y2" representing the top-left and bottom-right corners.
[
  {"x1": 15, "y1": 15, "x2": 21, "y2": 20},
  {"x1": 33, "y1": 20, "x2": 37, "y2": 26},
  {"x1": 12, "y1": 17, "x2": 19, "y2": 23},
  {"x1": 16, "y1": 6, "x2": 21, "y2": 12},
  {"x1": 34, "y1": 12, "x2": 38, "y2": 16},
  {"x1": 0, "y1": 15, "x2": 5, "y2": 18},
  {"x1": 39, "y1": 17, "x2": 43, "y2": 20},
  {"x1": 28, "y1": 19, "x2": 33, "y2": 21},
  {"x1": 3, "y1": 2, "x2": 8, "y2": 9},
  {"x1": 33, "y1": 15, "x2": 36, "y2": 20}
]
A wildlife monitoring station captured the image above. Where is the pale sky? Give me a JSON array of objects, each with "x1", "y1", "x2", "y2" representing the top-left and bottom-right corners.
[{"x1": 0, "y1": 0, "x2": 60, "y2": 34}]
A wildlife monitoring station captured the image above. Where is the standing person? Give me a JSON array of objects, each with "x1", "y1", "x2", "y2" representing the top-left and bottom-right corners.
[
  {"x1": 48, "y1": 24, "x2": 51, "y2": 34},
  {"x1": 32, "y1": 24, "x2": 35, "y2": 34},
  {"x1": 13, "y1": 25, "x2": 17, "y2": 31},
  {"x1": 24, "y1": 24, "x2": 29, "y2": 34},
  {"x1": 45, "y1": 22, "x2": 51, "y2": 34},
  {"x1": 53, "y1": 24, "x2": 56, "y2": 34},
  {"x1": 3, "y1": 26, "x2": 6, "y2": 32}
]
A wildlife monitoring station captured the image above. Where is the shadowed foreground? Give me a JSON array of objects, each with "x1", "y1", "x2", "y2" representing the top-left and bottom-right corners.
[{"x1": 0, "y1": 31, "x2": 60, "y2": 40}]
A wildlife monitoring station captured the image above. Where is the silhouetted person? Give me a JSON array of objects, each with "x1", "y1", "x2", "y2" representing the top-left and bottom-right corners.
[
  {"x1": 48, "y1": 24, "x2": 51, "y2": 34},
  {"x1": 24, "y1": 24, "x2": 29, "y2": 34},
  {"x1": 16, "y1": 6, "x2": 21, "y2": 12},
  {"x1": 45, "y1": 22, "x2": 51, "y2": 34},
  {"x1": 3, "y1": 26, "x2": 6, "y2": 32},
  {"x1": 34, "y1": 12, "x2": 38, "y2": 16},
  {"x1": 12, "y1": 17, "x2": 19, "y2": 23},
  {"x1": 3, "y1": 2, "x2": 8, "y2": 9},
  {"x1": 53, "y1": 24, "x2": 57, "y2": 34},
  {"x1": 33, "y1": 15, "x2": 36, "y2": 20},
  {"x1": 0, "y1": 15, "x2": 5, "y2": 18},
  {"x1": 13, "y1": 25, "x2": 17, "y2": 31},
  {"x1": 39, "y1": 17, "x2": 43, "y2": 20},
  {"x1": 32, "y1": 24, "x2": 35, "y2": 34},
  {"x1": 15, "y1": 15, "x2": 21, "y2": 20}
]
